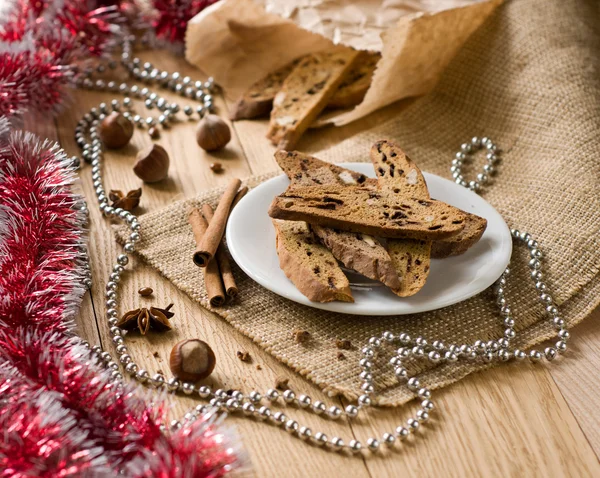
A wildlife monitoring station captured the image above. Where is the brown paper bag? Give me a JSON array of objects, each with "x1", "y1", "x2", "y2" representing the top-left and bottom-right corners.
[{"x1": 186, "y1": 0, "x2": 502, "y2": 125}]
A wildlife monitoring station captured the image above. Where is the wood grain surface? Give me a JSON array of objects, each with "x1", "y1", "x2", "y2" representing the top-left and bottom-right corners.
[{"x1": 36, "y1": 50, "x2": 600, "y2": 477}]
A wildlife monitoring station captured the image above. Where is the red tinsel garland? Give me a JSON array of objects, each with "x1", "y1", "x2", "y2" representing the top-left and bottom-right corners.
[
  {"x1": 146, "y1": 0, "x2": 219, "y2": 44},
  {"x1": 0, "y1": 122, "x2": 241, "y2": 476},
  {"x1": 0, "y1": 2, "x2": 241, "y2": 472},
  {"x1": 0, "y1": 0, "x2": 123, "y2": 118}
]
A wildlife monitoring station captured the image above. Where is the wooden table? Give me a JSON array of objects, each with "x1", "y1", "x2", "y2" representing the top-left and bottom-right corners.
[{"x1": 35, "y1": 50, "x2": 600, "y2": 477}]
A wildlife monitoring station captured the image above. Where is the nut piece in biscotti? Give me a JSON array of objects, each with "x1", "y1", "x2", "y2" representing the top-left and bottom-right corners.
[
  {"x1": 275, "y1": 150, "x2": 399, "y2": 288},
  {"x1": 312, "y1": 225, "x2": 400, "y2": 290},
  {"x1": 370, "y1": 139, "x2": 432, "y2": 297},
  {"x1": 272, "y1": 219, "x2": 353, "y2": 303},
  {"x1": 328, "y1": 51, "x2": 380, "y2": 109},
  {"x1": 269, "y1": 185, "x2": 466, "y2": 240},
  {"x1": 431, "y1": 213, "x2": 488, "y2": 258},
  {"x1": 229, "y1": 58, "x2": 302, "y2": 121},
  {"x1": 267, "y1": 47, "x2": 360, "y2": 150}
]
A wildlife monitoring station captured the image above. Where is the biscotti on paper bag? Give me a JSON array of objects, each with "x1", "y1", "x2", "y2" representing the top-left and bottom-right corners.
[
  {"x1": 229, "y1": 52, "x2": 380, "y2": 121},
  {"x1": 267, "y1": 48, "x2": 360, "y2": 149},
  {"x1": 186, "y1": 0, "x2": 502, "y2": 126}
]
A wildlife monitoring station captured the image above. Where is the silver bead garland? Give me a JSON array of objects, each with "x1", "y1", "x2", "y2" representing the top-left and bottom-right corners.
[{"x1": 73, "y1": 38, "x2": 570, "y2": 454}]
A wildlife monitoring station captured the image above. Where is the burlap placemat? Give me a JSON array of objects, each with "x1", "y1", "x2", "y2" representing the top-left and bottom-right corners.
[{"x1": 116, "y1": 0, "x2": 600, "y2": 406}]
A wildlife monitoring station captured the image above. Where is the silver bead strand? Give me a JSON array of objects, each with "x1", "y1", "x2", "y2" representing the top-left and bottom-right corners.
[
  {"x1": 451, "y1": 136, "x2": 500, "y2": 192},
  {"x1": 76, "y1": 59, "x2": 569, "y2": 455}
]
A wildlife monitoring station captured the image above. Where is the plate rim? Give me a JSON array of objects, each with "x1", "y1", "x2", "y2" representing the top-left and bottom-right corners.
[{"x1": 226, "y1": 163, "x2": 512, "y2": 316}]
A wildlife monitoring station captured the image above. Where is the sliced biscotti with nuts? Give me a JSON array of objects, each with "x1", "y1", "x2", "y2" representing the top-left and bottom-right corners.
[
  {"x1": 229, "y1": 59, "x2": 302, "y2": 121},
  {"x1": 311, "y1": 225, "x2": 400, "y2": 290},
  {"x1": 370, "y1": 140, "x2": 432, "y2": 297},
  {"x1": 273, "y1": 219, "x2": 353, "y2": 303},
  {"x1": 269, "y1": 185, "x2": 466, "y2": 240},
  {"x1": 276, "y1": 150, "x2": 398, "y2": 288},
  {"x1": 431, "y1": 213, "x2": 487, "y2": 258},
  {"x1": 328, "y1": 51, "x2": 380, "y2": 109},
  {"x1": 267, "y1": 47, "x2": 360, "y2": 149}
]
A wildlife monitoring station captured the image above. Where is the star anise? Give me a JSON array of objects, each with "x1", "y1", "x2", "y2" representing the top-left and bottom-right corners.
[
  {"x1": 116, "y1": 303, "x2": 174, "y2": 335},
  {"x1": 109, "y1": 188, "x2": 142, "y2": 211}
]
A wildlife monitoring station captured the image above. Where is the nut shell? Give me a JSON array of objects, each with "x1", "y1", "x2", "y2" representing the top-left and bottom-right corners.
[
  {"x1": 99, "y1": 112, "x2": 134, "y2": 149},
  {"x1": 134, "y1": 144, "x2": 170, "y2": 183},
  {"x1": 196, "y1": 114, "x2": 231, "y2": 151},
  {"x1": 169, "y1": 339, "x2": 216, "y2": 382}
]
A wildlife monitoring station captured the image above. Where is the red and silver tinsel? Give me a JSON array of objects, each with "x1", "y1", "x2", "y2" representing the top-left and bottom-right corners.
[
  {"x1": 0, "y1": 119, "x2": 242, "y2": 476},
  {"x1": 0, "y1": 0, "x2": 242, "y2": 473}
]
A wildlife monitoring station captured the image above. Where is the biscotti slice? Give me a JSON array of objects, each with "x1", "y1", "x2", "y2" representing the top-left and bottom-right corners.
[
  {"x1": 229, "y1": 58, "x2": 302, "y2": 121},
  {"x1": 431, "y1": 213, "x2": 488, "y2": 258},
  {"x1": 273, "y1": 219, "x2": 353, "y2": 303},
  {"x1": 275, "y1": 150, "x2": 398, "y2": 287},
  {"x1": 328, "y1": 51, "x2": 380, "y2": 109},
  {"x1": 312, "y1": 225, "x2": 400, "y2": 290},
  {"x1": 230, "y1": 52, "x2": 377, "y2": 121},
  {"x1": 267, "y1": 47, "x2": 360, "y2": 149},
  {"x1": 269, "y1": 185, "x2": 466, "y2": 240},
  {"x1": 275, "y1": 150, "x2": 373, "y2": 187},
  {"x1": 370, "y1": 140, "x2": 432, "y2": 297}
]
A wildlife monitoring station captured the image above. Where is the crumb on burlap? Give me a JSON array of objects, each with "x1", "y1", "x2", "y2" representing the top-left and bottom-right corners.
[
  {"x1": 256, "y1": 364, "x2": 262, "y2": 371},
  {"x1": 237, "y1": 350, "x2": 252, "y2": 363},
  {"x1": 157, "y1": 370, "x2": 163, "y2": 375},
  {"x1": 153, "y1": 351, "x2": 160, "y2": 358},
  {"x1": 293, "y1": 329, "x2": 310, "y2": 344},
  {"x1": 275, "y1": 376, "x2": 290, "y2": 391},
  {"x1": 335, "y1": 339, "x2": 353, "y2": 350},
  {"x1": 337, "y1": 351, "x2": 346, "y2": 360}
]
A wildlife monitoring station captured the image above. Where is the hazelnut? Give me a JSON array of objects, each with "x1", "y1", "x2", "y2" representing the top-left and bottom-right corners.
[
  {"x1": 99, "y1": 112, "x2": 134, "y2": 149},
  {"x1": 169, "y1": 339, "x2": 216, "y2": 382},
  {"x1": 134, "y1": 144, "x2": 169, "y2": 183},
  {"x1": 196, "y1": 114, "x2": 231, "y2": 151}
]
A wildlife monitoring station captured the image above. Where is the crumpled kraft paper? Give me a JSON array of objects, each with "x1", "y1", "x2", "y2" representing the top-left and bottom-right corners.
[{"x1": 186, "y1": 0, "x2": 502, "y2": 125}]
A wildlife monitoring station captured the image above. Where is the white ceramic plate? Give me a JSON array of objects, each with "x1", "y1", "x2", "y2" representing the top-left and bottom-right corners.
[{"x1": 226, "y1": 164, "x2": 512, "y2": 316}]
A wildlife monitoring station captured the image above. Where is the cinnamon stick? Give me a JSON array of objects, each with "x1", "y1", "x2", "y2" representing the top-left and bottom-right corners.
[
  {"x1": 195, "y1": 178, "x2": 241, "y2": 267},
  {"x1": 188, "y1": 209, "x2": 225, "y2": 307},
  {"x1": 202, "y1": 204, "x2": 238, "y2": 298},
  {"x1": 232, "y1": 186, "x2": 248, "y2": 209}
]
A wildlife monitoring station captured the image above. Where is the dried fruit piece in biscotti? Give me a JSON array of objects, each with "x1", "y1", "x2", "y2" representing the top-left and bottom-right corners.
[
  {"x1": 312, "y1": 225, "x2": 400, "y2": 290},
  {"x1": 273, "y1": 219, "x2": 353, "y2": 303},
  {"x1": 269, "y1": 185, "x2": 466, "y2": 240},
  {"x1": 370, "y1": 140, "x2": 432, "y2": 297},
  {"x1": 267, "y1": 48, "x2": 360, "y2": 150},
  {"x1": 229, "y1": 58, "x2": 302, "y2": 121},
  {"x1": 328, "y1": 51, "x2": 380, "y2": 109},
  {"x1": 431, "y1": 213, "x2": 488, "y2": 258},
  {"x1": 275, "y1": 150, "x2": 399, "y2": 288}
]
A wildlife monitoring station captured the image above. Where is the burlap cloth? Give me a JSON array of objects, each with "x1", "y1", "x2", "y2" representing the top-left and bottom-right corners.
[{"x1": 116, "y1": 0, "x2": 600, "y2": 406}]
